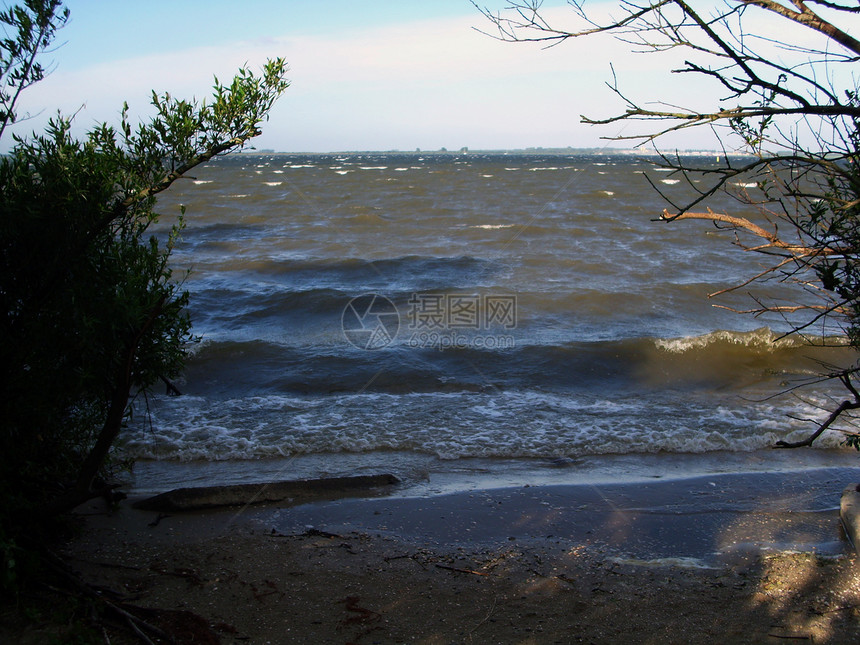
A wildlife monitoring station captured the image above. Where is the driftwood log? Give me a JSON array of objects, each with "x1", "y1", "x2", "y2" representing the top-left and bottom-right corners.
[{"x1": 133, "y1": 473, "x2": 400, "y2": 512}]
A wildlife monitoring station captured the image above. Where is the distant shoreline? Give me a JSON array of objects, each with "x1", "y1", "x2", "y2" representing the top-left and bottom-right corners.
[{"x1": 238, "y1": 146, "x2": 747, "y2": 157}]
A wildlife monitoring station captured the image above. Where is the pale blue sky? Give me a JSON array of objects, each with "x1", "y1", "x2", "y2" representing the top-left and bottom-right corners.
[
  {"x1": 52, "y1": 1, "x2": 474, "y2": 71},
  {"x1": 5, "y1": 0, "x2": 832, "y2": 152}
]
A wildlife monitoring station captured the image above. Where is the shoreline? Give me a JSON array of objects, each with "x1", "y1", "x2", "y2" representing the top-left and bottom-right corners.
[
  {"x1": 125, "y1": 447, "x2": 860, "y2": 497},
  {"x1": 121, "y1": 466, "x2": 860, "y2": 565},
  {"x1": 46, "y1": 466, "x2": 860, "y2": 644},
  {"x1": 258, "y1": 469, "x2": 859, "y2": 565}
]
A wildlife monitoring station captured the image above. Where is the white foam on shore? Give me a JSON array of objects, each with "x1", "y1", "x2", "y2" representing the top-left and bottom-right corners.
[
  {"x1": 608, "y1": 556, "x2": 718, "y2": 570},
  {"x1": 120, "y1": 387, "x2": 850, "y2": 464},
  {"x1": 122, "y1": 445, "x2": 860, "y2": 510}
]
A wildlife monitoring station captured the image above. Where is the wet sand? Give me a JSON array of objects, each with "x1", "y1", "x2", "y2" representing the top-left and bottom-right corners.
[
  {"x1": 260, "y1": 469, "x2": 858, "y2": 565},
  {"x1": 28, "y1": 466, "x2": 859, "y2": 644}
]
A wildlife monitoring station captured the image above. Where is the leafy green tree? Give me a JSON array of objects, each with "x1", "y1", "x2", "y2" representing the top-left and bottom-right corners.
[
  {"x1": 0, "y1": 0, "x2": 289, "y2": 541},
  {"x1": 476, "y1": 0, "x2": 860, "y2": 448},
  {"x1": 0, "y1": 0, "x2": 68, "y2": 138}
]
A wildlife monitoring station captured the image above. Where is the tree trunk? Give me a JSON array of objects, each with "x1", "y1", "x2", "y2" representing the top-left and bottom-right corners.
[{"x1": 43, "y1": 296, "x2": 166, "y2": 516}]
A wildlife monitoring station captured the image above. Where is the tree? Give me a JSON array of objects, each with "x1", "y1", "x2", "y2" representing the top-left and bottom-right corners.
[
  {"x1": 0, "y1": 0, "x2": 289, "y2": 545},
  {"x1": 475, "y1": 0, "x2": 860, "y2": 449}
]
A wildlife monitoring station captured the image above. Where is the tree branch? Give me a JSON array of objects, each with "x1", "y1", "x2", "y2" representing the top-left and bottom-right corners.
[
  {"x1": 741, "y1": 0, "x2": 860, "y2": 57},
  {"x1": 775, "y1": 374, "x2": 860, "y2": 448},
  {"x1": 659, "y1": 208, "x2": 825, "y2": 255}
]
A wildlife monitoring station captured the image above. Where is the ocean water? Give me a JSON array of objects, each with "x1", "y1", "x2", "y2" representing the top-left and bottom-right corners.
[{"x1": 122, "y1": 152, "x2": 860, "y2": 491}]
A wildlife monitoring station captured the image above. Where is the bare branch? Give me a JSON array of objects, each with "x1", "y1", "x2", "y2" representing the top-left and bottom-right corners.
[
  {"x1": 741, "y1": 0, "x2": 860, "y2": 56},
  {"x1": 659, "y1": 208, "x2": 824, "y2": 254},
  {"x1": 475, "y1": 0, "x2": 860, "y2": 451},
  {"x1": 775, "y1": 382, "x2": 860, "y2": 448}
]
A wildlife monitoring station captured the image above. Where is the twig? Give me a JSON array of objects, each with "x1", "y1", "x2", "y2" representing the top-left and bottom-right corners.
[
  {"x1": 43, "y1": 550, "x2": 176, "y2": 644},
  {"x1": 124, "y1": 616, "x2": 156, "y2": 645},
  {"x1": 303, "y1": 528, "x2": 343, "y2": 539},
  {"x1": 435, "y1": 563, "x2": 489, "y2": 576},
  {"x1": 766, "y1": 634, "x2": 811, "y2": 640},
  {"x1": 467, "y1": 594, "x2": 497, "y2": 639}
]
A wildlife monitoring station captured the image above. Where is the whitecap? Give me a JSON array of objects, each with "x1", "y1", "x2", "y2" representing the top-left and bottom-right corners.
[
  {"x1": 661, "y1": 178, "x2": 681, "y2": 185},
  {"x1": 192, "y1": 180, "x2": 213, "y2": 185},
  {"x1": 654, "y1": 328, "x2": 802, "y2": 353}
]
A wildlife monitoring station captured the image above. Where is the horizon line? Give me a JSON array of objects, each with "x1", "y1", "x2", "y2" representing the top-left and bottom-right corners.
[{"x1": 237, "y1": 146, "x2": 738, "y2": 156}]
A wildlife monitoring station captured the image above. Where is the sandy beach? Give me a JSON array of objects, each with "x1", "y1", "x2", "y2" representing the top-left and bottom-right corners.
[{"x1": 7, "y1": 466, "x2": 856, "y2": 644}]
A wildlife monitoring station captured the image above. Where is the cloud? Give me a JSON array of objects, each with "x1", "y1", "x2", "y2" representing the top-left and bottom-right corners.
[{"x1": 6, "y1": 7, "x2": 760, "y2": 151}]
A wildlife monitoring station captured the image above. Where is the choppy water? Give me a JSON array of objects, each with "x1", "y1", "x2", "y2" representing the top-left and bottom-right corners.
[{"x1": 121, "y1": 152, "x2": 858, "y2": 478}]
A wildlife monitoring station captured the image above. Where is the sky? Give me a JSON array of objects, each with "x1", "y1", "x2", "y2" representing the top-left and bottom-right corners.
[{"x1": 3, "y1": 0, "x2": 855, "y2": 153}]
